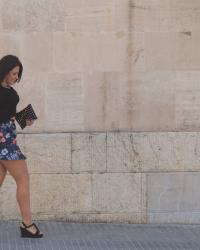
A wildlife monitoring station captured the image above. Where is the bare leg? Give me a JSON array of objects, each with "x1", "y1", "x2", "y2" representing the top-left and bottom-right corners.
[
  {"x1": 0, "y1": 162, "x2": 7, "y2": 187},
  {"x1": 0, "y1": 160, "x2": 40, "y2": 234}
]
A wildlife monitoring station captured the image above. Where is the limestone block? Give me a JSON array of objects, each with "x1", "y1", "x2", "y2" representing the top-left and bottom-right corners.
[
  {"x1": 130, "y1": 71, "x2": 175, "y2": 131},
  {"x1": 83, "y1": 72, "x2": 121, "y2": 130},
  {"x1": 65, "y1": 1, "x2": 115, "y2": 32},
  {"x1": 81, "y1": 32, "x2": 127, "y2": 72},
  {"x1": 108, "y1": 132, "x2": 200, "y2": 172},
  {"x1": 147, "y1": 172, "x2": 200, "y2": 223},
  {"x1": 14, "y1": 73, "x2": 47, "y2": 133},
  {"x1": 30, "y1": 174, "x2": 92, "y2": 215},
  {"x1": 175, "y1": 72, "x2": 200, "y2": 131},
  {"x1": 128, "y1": 32, "x2": 145, "y2": 72},
  {"x1": 1, "y1": 0, "x2": 24, "y2": 31},
  {"x1": 23, "y1": 0, "x2": 65, "y2": 31},
  {"x1": 115, "y1": 0, "x2": 173, "y2": 32},
  {"x1": 20, "y1": 32, "x2": 53, "y2": 73},
  {"x1": 72, "y1": 133, "x2": 106, "y2": 173},
  {"x1": 176, "y1": 32, "x2": 200, "y2": 70},
  {"x1": 0, "y1": 176, "x2": 19, "y2": 218},
  {"x1": 172, "y1": 8, "x2": 200, "y2": 32},
  {"x1": 92, "y1": 173, "x2": 145, "y2": 213},
  {"x1": 1, "y1": 0, "x2": 65, "y2": 31},
  {"x1": 0, "y1": 34, "x2": 20, "y2": 57},
  {"x1": 114, "y1": 0, "x2": 131, "y2": 32},
  {"x1": 54, "y1": 32, "x2": 127, "y2": 73},
  {"x1": 24, "y1": 134, "x2": 71, "y2": 174},
  {"x1": 145, "y1": 32, "x2": 177, "y2": 70},
  {"x1": 53, "y1": 32, "x2": 83, "y2": 72},
  {"x1": 45, "y1": 73, "x2": 84, "y2": 131}
]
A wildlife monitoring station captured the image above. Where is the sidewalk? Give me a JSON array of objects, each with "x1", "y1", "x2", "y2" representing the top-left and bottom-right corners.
[{"x1": 1, "y1": 220, "x2": 200, "y2": 250}]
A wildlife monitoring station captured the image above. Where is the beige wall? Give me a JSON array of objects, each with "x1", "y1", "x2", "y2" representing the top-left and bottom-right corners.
[{"x1": 1, "y1": 0, "x2": 200, "y2": 223}]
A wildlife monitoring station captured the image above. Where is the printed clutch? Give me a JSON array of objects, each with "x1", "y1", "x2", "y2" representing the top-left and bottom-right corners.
[{"x1": 15, "y1": 104, "x2": 37, "y2": 129}]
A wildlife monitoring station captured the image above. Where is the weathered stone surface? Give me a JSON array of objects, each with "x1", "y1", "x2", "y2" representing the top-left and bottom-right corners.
[
  {"x1": 0, "y1": 34, "x2": 20, "y2": 57},
  {"x1": 0, "y1": 176, "x2": 19, "y2": 218},
  {"x1": 65, "y1": 0, "x2": 115, "y2": 32},
  {"x1": 54, "y1": 32, "x2": 127, "y2": 73},
  {"x1": 20, "y1": 32, "x2": 53, "y2": 73},
  {"x1": 45, "y1": 73, "x2": 84, "y2": 131},
  {"x1": 92, "y1": 173, "x2": 144, "y2": 213},
  {"x1": 24, "y1": 134, "x2": 71, "y2": 174},
  {"x1": 176, "y1": 31, "x2": 200, "y2": 70},
  {"x1": 1, "y1": 0, "x2": 65, "y2": 31},
  {"x1": 83, "y1": 72, "x2": 121, "y2": 130},
  {"x1": 147, "y1": 172, "x2": 200, "y2": 223},
  {"x1": 175, "y1": 71, "x2": 200, "y2": 131},
  {"x1": 145, "y1": 32, "x2": 177, "y2": 70},
  {"x1": 1, "y1": 1, "x2": 24, "y2": 31},
  {"x1": 30, "y1": 174, "x2": 92, "y2": 214},
  {"x1": 131, "y1": 71, "x2": 175, "y2": 131},
  {"x1": 107, "y1": 132, "x2": 200, "y2": 172},
  {"x1": 72, "y1": 133, "x2": 106, "y2": 173}
]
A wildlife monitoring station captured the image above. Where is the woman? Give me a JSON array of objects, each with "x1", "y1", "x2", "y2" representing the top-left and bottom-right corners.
[{"x1": 0, "y1": 55, "x2": 43, "y2": 238}]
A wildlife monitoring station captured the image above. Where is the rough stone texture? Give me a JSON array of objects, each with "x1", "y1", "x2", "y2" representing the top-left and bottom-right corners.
[
  {"x1": 45, "y1": 73, "x2": 84, "y2": 131},
  {"x1": 0, "y1": 176, "x2": 19, "y2": 218},
  {"x1": 92, "y1": 173, "x2": 144, "y2": 213},
  {"x1": 24, "y1": 134, "x2": 71, "y2": 174},
  {"x1": 147, "y1": 172, "x2": 200, "y2": 223},
  {"x1": 107, "y1": 132, "x2": 200, "y2": 173},
  {"x1": 72, "y1": 133, "x2": 106, "y2": 173}
]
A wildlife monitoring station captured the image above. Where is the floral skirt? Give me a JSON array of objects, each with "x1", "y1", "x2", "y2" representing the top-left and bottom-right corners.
[{"x1": 0, "y1": 119, "x2": 26, "y2": 160}]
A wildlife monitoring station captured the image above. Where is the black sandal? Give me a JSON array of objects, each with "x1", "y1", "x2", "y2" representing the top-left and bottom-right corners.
[{"x1": 20, "y1": 221, "x2": 43, "y2": 238}]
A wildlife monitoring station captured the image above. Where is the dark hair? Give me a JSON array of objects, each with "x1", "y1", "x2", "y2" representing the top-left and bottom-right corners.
[{"x1": 0, "y1": 55, "x2": 23, "y2": 84}]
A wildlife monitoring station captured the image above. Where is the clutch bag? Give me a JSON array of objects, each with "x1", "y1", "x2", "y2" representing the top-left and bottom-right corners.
[{"x1": 15, "y1": 104, "x2": 37, "y2": 129}]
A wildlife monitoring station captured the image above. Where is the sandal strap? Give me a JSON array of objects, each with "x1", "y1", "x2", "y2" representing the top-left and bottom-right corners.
[{"x1": 22, "y1": 222, "x2": 40, "y2": 233}]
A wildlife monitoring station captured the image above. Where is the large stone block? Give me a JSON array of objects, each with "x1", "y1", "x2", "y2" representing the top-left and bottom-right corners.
[
  {"x1": 45, "y1": 73, "x2": 84, "y2": 131},
  {"x1": 81, "y1": 32, "x2": 127, "y2": 72},
  {"x1": 0, "y1": 34, "x2": 20, "y2": 57},
  {"x1": 54, "y1": 32, "x2": 128, "y2": 73},
  {"x1": 65, "y1": 1, "x2": 115, "y2": 32},
  {"x1": 176, "y1": 31, "x2": 200, "y2": 70},
  {"x1": 107, "y1": 132, "x2": 200, "y2": 172},
  {"x1": 92, "y1": 173, "x2": 146, "y2": 214},
  {"x1": 83, "y1": 72, "x2": 121, "y2": 130},
  {"x1": 1, "y1": 0, "x2": 65, "y2": 31},
  {"x1": 145, "y1": 32, "x2": 177, "y2": 70},
  {"x1": 1, "y1": 0, "x2": 24, "y2": 31},
  {"x1": 147, "y1": 172, "x2": 200, "y2": 223},
  {"x1": 20, "y1": 32, "x2": 53, "y2": 73},
  {"x1": 30, "y1": 174, "x2": 92, "y2": 215},
  {"x1": 23, "y1": 0, "x2": 65, "y2": 31},
  {"x1": 24, "y1": 134, "x2": 71, "y2": 174},
  {"x1": 131, "y1": 71, "x2": 175, "y2": 131},
  {"x1": 175, "y1": 71, "x2": 200, "y2": 131},
  {"x1": 0, "y1": 176, "x2": 19, "y2": 218},
  {"x1": 72, "y1": 133, "x2": 106, "y2": 173}
]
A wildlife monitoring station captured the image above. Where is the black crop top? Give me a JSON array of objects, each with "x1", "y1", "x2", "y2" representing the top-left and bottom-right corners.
[{"x1": 0, "y1": 85, "x2": 19, "y2": 122}]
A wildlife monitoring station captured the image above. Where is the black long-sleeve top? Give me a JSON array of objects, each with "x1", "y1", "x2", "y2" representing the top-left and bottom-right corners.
[{"x1": 0, "y1": 85, "x2": 19, "y2": 122}]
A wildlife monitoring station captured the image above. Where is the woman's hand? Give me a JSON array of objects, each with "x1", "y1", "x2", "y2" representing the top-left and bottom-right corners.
[{"x1": 26, "y1": 119, "x2": 34, "y2": 126}]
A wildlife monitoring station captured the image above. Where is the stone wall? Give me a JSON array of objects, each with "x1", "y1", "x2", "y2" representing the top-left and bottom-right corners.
[{"x1": 1, "y1": 0, "x2": 200, "y2": 223}]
